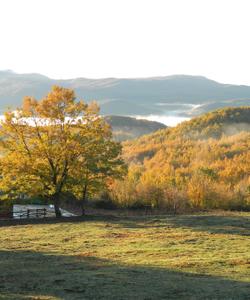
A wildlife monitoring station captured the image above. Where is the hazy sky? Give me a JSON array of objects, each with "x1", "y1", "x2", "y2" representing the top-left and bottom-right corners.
[{"x1": 1, "y1": 0, "x2": 250, "y2": 84}]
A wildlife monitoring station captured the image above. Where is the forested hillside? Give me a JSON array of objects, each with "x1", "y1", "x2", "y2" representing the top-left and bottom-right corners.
[
  {"x1": 104, "y1": 116, "x2": 166, "y2": 141},
  {"x1": 109, "y1": 107, "x2": 250, "y2": 211}
]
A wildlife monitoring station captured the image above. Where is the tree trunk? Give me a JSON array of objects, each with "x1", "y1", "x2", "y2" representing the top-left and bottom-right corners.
[
  {"x1": 53, "y1": 193, "x2": 62, "y2": 218},
  {"x1": 81, "y1": 184, "x2": 88, "y2": 216}
]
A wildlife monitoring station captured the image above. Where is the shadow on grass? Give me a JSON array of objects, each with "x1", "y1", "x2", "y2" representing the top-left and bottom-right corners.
[
  {"x1": 163, "y1": 215, "x2": 250, "y2": 236},
  {"x1": 0, "y1": 215, "x2": 118, "y2": 228},
  {"x1": 0, "y1": 250, "x2": 250, "y2": 300},
  {"x1": 90, "y1": 214, "x2": 250, "y2": 237},
  {"x1": 93, "y1": 213, "x2": 250, "y2": 236}
]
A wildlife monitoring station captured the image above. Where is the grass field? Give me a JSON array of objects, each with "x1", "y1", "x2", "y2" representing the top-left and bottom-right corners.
[{"x1": 0, "y1": 212, "x2": 249, "y2": 300}]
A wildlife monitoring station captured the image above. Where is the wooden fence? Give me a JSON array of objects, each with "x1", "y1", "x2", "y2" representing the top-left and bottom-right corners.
[{"x1": 13, "y1": 208, "x2": 47, "y2": 219}]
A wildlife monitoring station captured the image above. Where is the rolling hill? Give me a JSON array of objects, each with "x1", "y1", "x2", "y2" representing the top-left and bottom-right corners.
[
  {"x1": 123, "y1": 106, "x2": 250, "y2": 162},
  {"x1": 104, "y1": 115, "x2": 166, "y2": 141},
  {"x1": 1, "y1": 70, "x2": 250, "y2": 117},
  {"x1": 114, "y1": 107, "x2": 250, "y2": 211}
]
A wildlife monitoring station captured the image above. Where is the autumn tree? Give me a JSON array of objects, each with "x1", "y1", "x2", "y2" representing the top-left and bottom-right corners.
[
  {"x1": 65, "y1": 118, "x2": 126, "y2": 215},
  {"x1": 0, "y1": 86, "x2": 125, "y2": 217}
]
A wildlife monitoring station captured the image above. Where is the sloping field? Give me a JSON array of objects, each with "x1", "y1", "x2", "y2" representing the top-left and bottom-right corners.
[{"x1": 0, "y1": 212, "x2": 249, "y2": 299}]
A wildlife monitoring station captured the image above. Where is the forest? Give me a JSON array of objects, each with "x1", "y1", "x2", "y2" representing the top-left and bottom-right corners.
[{"x1": 109, "y1": 107, "x2": 250, "y2": 212}]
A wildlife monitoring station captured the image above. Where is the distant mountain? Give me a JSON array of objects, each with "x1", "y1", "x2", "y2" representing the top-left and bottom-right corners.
[
  {"x1": 1, "y1": 70, "x2": 250, "y2": 116},
  {"x1": 104, "y1": 116, "x2": 166, "y2": 141}
]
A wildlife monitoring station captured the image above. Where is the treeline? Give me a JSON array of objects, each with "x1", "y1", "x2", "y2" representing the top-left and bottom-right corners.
[{"x1": 108, "y1": 107, "x2": 250, "y2": 212}]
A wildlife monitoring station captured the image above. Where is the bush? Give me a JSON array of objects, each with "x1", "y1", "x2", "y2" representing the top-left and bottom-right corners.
[{"x1": 93, "y1": 199, "x2": 117, "y2": 210}]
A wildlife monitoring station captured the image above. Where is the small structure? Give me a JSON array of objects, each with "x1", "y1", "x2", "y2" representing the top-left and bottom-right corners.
[{"x1": 13, "y1": 205, "x2": 76, "y2": 219}]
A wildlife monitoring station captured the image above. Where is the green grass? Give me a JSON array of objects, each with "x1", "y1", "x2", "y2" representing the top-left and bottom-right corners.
[{"x1": 0, "y1": 212, "x2": 249, "y2": 299}]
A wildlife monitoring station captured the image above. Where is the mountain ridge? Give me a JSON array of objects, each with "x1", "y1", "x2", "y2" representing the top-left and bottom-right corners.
[{"x1": 1, "y1": 70, "x2": 250, "y2": 116}]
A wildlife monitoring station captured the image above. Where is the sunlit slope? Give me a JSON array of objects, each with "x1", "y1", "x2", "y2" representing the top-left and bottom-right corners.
[{"x1": 123, "y1": 106, "x2": 250, "y2": 162}]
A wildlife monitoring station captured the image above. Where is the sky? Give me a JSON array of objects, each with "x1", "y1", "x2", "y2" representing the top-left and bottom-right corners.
[{"x1": 0, "y1": 0, "x2": 250, "y2": 84}]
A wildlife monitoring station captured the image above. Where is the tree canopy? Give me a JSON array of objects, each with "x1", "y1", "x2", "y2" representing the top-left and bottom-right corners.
[{"x1": 0, "y1": 86, "x2": 126, "y2": 217}]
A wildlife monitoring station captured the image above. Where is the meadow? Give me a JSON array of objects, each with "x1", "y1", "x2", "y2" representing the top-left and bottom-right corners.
[{"x1": 0, "y1": 212, "x2": 249, "y2": 300}]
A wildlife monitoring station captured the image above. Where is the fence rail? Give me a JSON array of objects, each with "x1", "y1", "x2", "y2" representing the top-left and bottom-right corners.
[{"x1": 13, "y1": 208, "x2": 47, "y2": 219}]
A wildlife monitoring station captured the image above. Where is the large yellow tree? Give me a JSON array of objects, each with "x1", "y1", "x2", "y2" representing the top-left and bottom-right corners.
[{"x1": 0, "y1": 86, "x2": 125, "y2": 217}]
